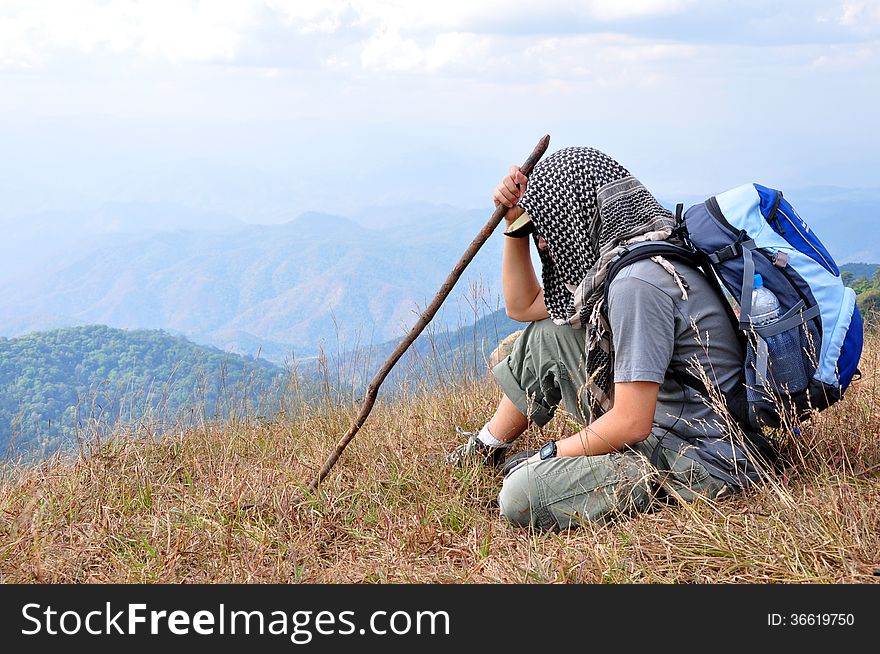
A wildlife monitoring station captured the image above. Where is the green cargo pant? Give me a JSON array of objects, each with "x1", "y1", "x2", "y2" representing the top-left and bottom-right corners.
[{"x1": 492, "y1": 318, "x2": 729, "y2": 531}]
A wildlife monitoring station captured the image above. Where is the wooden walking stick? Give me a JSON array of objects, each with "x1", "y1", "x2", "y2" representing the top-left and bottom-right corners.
[{"x1": 307, "y1": 134, "x2": 550, "y2": 491}]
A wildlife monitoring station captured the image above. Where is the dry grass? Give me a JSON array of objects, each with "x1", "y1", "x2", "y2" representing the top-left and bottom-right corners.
[{"x1": 1, "y1": 330, "x2": 878, "y2": 584}]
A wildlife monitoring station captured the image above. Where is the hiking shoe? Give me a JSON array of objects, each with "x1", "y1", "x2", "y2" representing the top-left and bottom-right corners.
[{"x1": 445, "y1": 427, "x2": 508, "y2": 468}]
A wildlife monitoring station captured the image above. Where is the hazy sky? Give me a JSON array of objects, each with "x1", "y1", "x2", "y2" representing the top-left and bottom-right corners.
[{"x1": 1, "y1": 0, "x2": 879, "y2": 220}]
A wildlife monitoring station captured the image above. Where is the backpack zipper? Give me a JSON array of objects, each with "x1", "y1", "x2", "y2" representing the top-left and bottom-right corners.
[{"x1": 776, "y1": 206, "x2": 836, "y2": 275}]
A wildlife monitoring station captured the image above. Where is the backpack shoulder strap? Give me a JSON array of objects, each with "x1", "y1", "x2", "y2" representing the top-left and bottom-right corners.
[
  {"x1": 603, "y1": 237, "x2": 761, "y2": 439},
  {"x1": 603, "y1": 240, "x2": 703, "y2": 310},
  {"x1": 692, "y1": 249, "x2": 746, "y2": 347}
]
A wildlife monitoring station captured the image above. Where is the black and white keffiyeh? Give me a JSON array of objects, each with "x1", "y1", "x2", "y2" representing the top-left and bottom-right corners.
[{"x1": 518, "y1": 147, "x2": 677, "y2": 417}]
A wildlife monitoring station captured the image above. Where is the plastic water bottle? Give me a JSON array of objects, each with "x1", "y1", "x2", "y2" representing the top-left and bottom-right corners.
[
  {"x1": 749, "y1": 273, "x2": 808, "y2": 392},
  {"x1": 750, "y1": 274, "x2": 779, "y2": 326}
]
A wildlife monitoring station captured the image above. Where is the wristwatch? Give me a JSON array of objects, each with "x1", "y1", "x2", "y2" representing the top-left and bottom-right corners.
[{"x1": 539, "y1": 441, "x2": 557, "y2": 460}]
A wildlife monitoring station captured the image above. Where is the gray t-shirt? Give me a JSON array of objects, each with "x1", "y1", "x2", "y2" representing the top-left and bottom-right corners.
[{"x1": 607, "y1": 258, "x2": 759, "y2": 484}]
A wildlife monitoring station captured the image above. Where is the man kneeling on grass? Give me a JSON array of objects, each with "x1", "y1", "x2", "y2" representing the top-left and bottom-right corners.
[{"x1": 447, "y1": 147, "x2": 772, "y2": 531}]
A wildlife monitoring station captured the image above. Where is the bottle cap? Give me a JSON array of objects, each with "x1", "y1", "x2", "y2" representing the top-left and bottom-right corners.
[{"x1": 754, "y1": 273, "x2": 764, "y2": 288}]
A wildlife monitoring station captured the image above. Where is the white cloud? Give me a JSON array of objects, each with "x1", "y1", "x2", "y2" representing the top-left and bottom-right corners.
[
  {"x1": 0, "y1": 0, "x2": 704, "y2": 70},
  {"x1": 0, "y1": 14, "x2": 39, "y2": 67},
  {"x1": 0, "y1": 0, "x2": 257, "y2": 66},
  {"x1": 0, "y1": 0, "x2": 874, "y2": 80},
  {"x1": 347, "y1": 0, "x2": 697, "y2": 32},
  {"x1": 265, "y1": 0, "x2": 350, "y2": 34},
  {"x1": 1, "y1": 1, "x2": 878, "y2": 207},
  {"x1": 837, "y1": 0, "x2": 880, "y2": 27},
  {"x1": 424, "y1": 32, "x2": 492, "y2": 71},
  {"x1": 359, "y1": 30, "x2": 699, "y2": 80},
  {"x1": 360, "y1": 28, "x2": 494, "y2": 73},
  {"x1": 360, "y1": 27, "x2": 425, "y2": 72},
  {"x1": 582, "y1": 0, "x2": 696, "y2": 21},
  {"x1": 518, "y1": 33, "x2": 699, "y2": 88}
]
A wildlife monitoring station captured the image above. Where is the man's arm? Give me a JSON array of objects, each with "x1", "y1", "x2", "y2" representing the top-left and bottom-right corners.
[
  {"x1": 494, "y1": 166, "x2": 549, "y2": 322},
  {"x1": 501, "y1": 219, "x2": 548, "y2": 321},
  {"x1": 524, "y1": 274, "x2": 674, "y2": 463},
  {"x1": 556, "y1": 381, "x2": 658, "y2": 456},
  {"x1": 521, "y1": 381, "x2": 658, "y2": 464}
]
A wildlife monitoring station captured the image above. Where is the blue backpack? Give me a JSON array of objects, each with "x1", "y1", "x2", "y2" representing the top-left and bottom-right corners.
[{"x1": 607, "y1": 183, "x2": 863, "y2": 431}]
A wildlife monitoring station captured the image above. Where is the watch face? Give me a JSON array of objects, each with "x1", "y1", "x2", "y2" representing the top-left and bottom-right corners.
[{"x1": 540, "y1": 441, "x2": 556, "y2": 460}]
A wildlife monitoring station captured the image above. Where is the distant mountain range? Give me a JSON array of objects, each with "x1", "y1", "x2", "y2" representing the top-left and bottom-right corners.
[
  {"x1": 314, "y1": 306, "x2": 523, "y2": 392},
  {"x1": 840, "y1": 262, "x2": 879, "y2": 280},
  {"x1": 781, "y1": 186, "x2": 880, "y2": 264},
  {"x1": 0, "y1": 202, "x2": 243, "y2": 286},
  {"x1": 0, "y1": 186, "x2": 875, "y2": 363},
  {"x1": 0, "y1": 206, "x2": 508, "y2": 361}
]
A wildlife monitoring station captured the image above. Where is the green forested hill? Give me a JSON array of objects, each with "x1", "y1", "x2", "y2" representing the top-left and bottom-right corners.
[
  {"x1": 842, "y1": 263, "x2": 880, "y2": 317},
  {"x1": 0, "y1": 325, "x2": 287, "y2": 459}
]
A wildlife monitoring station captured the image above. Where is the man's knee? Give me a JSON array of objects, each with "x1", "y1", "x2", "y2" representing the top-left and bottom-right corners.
[
  {"x1": 520, "y1": 319, "x2": 586, "y2": 375},
  {"x1": 498, "y1": 466, "x2": 539, "y2": 528},
  {"x1": 525, "y1": 317, "x2": 572, "y2": 347}
]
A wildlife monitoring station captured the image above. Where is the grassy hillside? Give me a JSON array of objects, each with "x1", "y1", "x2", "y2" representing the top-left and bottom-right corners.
[
  {"x1": 0, "y1": 327, "x2": 877, "y2": 583},
  {"x1": 0, "y1": 325, "x2": 287, "y2": 459}
]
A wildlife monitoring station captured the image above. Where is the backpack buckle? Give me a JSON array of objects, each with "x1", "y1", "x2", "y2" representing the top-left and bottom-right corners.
[{"x1": 708, "y1": 242, "x2": 741, "y2": 264}]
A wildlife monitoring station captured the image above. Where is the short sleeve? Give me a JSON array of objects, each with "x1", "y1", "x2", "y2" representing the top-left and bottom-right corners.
[{"x1": 607, "y1": 274, "x2": 675, "y2": 384}]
